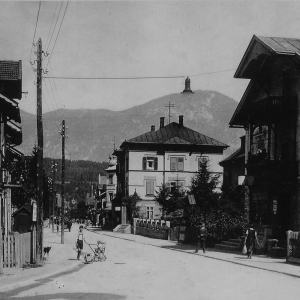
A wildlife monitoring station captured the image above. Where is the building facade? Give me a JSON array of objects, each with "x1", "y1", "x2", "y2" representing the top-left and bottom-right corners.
[
  {"x1": 0, "y1": 60, "x2": 23, "y2": 235},
  {"x1": 230, "y1": 35, "x2": 300, "y2": 236},
  {"x1": 114, "y1": 115, "x2": 228, "y2": 222}
]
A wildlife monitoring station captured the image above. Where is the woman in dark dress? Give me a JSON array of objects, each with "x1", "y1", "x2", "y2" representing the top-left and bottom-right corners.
[{"x1": 244, "y1": 223, "x2": 258, "y2": 259}]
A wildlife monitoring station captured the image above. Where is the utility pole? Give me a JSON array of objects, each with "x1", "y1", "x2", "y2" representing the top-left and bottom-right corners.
[
  {"x1": 165, "y1": 101, "x2": 175, "y2": 124},
  {"x1": 60, "y1": 121, "x2": 66, "y2": 244},
  {"x1": 51, "y1": 161, "x2": 57, "y2": 233},
  {"x1": 36, "y1": 38, "x2": 44, "y2": 264}
]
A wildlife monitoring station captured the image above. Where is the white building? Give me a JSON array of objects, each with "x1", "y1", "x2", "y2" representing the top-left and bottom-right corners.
[{"x1": 114, "y1": 115, "x2": 228, "y2": 220}]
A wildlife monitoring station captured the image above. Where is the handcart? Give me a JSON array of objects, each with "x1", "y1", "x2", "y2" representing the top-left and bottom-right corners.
[{"x1": 84, "y1": 240, "x2": 106, "y2": 263}]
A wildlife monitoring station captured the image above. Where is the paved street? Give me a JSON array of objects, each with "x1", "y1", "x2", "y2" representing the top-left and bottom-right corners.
[{"x1": 1, "y1": 224, "x2": 300, "y2": 300}]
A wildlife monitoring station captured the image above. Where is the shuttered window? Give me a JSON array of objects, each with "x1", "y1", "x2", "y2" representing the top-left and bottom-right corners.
[
  {"x1": 143, "y1": 157, "x2": 158, "y2": 170},
  {"x1": 146, "y1": 181, "x2": 155, "y2": 195},
  {"x1": 170, "y1": 157, "x2": 184, "y2": 171}
]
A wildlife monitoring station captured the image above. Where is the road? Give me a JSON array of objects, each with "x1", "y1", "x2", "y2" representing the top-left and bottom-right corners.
[{"x1": 1, "y1": 226, "x2": 300, "y2": 300}]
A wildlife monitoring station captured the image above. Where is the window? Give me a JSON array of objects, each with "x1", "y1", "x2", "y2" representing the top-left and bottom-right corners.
[
  {"x1": 170, "y1": 157, "x2": 184, "y2": 171},
  {"x1": 198, "y1": 156, "x2": 209, "y2": 171},
  {"x1": 146, "y1": 180, "x2": 155, "y2": 195},
  {"x1": 143, "y1": 157, "x2": 158, "y2": 170},
  {"x1": 167, "y1": 181, "x2": 184, "y2": 192},
  {"x1": 125, "y1": 155, "x2": 129, "y2": 171},
  {"x1": 109, "y1": 193, "x2": 114, "y2": 202},
  {"x1": 108, "y1": 174, "x2": 113, "y2": 184},
  {"x1": 146, "y1": 206, "x2": 154, "y2": 219}
]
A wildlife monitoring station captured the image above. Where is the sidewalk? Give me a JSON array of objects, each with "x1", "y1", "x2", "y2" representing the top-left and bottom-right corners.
[
  {"x1": 89, "y1": 227, "x2": 300, "y2": 278},
  {"x1": 0, "y1": 226, "x2": 81, "y2": 293}
]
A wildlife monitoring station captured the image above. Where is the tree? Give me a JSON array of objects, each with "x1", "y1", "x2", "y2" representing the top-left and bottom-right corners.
[
  {"x1": 154, "y1": 184, "x2": 170, "y2": 219},
  {"x1": 122, "y1": 191, "x2": 141, "y2": 222},
  {"x1": 189, "y1": 159, "x2": 220, "y2": 222}
]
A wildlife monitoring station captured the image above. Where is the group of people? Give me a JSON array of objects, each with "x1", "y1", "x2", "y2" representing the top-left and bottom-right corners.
[{"x1": 194, "y1": 222, "x2": 259, "y2": 258}]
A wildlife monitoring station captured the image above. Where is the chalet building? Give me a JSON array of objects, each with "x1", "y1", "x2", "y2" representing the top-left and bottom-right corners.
[
  {"x1": 230, "y1": 35, "x2": 300, "y2": 237},
  {"x1": 0, "y1": 60, "x2": 23, "y2": 235},
  {"x1": 114, "y1": 115, "x2": 228, "y2": 222}
]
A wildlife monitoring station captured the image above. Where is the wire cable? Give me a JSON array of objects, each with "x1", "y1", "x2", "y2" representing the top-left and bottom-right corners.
[
  {"x1": 45, "y1": 1, "x2": 69, "y2": 70},
  {"x1": 43, "y1": 69, "x2": 235, "y2": 80},
  {"x1": 45, "y1": 2, "x2": 59, "y2": 51},
  {"x1": 46, "y1": 2, "x2": 63, "y2": 53},
  {"x1": 29, "y1": 1, "x2": 41, "y2": 61}
]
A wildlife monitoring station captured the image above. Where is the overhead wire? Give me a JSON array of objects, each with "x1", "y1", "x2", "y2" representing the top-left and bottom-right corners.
[
  {"x1": 29, "y1": 1, "x2": 41, "y2": 61},
  {"x1": 45, "y1": 1, "x2": 69, "y2": 70},
  {"x1": 45, "y1": 2, "x2": 59, "y2": 51},
  {"x1": 46, "y1": 2, "x2": 63, "y2": 53}
]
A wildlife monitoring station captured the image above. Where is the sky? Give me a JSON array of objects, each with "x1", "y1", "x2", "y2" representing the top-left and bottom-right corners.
[{"x1": 2, "y1": 1, "x2": 300, "y2": 117}]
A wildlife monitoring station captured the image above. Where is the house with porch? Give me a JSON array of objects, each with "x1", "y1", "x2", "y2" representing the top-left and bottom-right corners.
[
  {"x1": 230, "y1": 35, "x2": 300, "y2": 238},
  {"x1": 113, "y1": 115, "x2": 228, "y2": 225},
  {"x1": 0, "y1": 60, "x2": 23, "y2": 236}
]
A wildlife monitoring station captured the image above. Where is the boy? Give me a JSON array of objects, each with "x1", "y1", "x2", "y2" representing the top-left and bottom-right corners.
[
  {"x1": 76, "y1": 225, "x2": 84, "y2": 260},
  {"x1": 195, "y1": 223, "x2": 207, "y2": 253}
]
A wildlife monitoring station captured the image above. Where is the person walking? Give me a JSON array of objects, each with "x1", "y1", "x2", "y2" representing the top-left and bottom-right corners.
[
  {"x1": 244, "y1": 223, "x2": 258, "y2": 259},
  {"x1": 76, "y1": 225, "x2": 84, "y2": 260},
  {"x1": 195, "y1": 222, "x2": 207, "y2": 253}
]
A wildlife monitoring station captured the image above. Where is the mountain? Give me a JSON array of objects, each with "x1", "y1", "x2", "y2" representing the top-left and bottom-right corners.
[{"x1": 17, "y1": 90, "x2": 243, "y2": 162}]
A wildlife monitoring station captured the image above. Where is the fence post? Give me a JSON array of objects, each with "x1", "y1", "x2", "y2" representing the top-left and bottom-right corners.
[
  {"x1": 14, "y1": 232, "x2": 20, "y2": 268},
  {"x1": 0, "y1": 233, "x2": 3, "y2": 273}
]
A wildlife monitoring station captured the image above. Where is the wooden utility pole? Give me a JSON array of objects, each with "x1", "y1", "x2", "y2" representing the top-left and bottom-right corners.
[
  {"x1": 36, "y1": 37, "x2": 44, "y2": 264},
  {"x1": 51, "y1": 161, "x2": 57, "y2": 233},
  {"x1": 60, "y1": 121, "x2": 66, "y2": 244}
]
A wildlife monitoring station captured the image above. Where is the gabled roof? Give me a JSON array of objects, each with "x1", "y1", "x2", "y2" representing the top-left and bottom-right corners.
[
  {"x1": 219, "y1": 147, "x2": 245, "y2": 166},
  {"x1": 0, "y1": 60, "x2": 22, "y2": 99},
  {"x1": 0, "y1": 61, "x2": 21, "y2": 81},
  {"x1": 12, "y1": 205, "x2": 32, "y2": 217},
  {"x1": 235, "y1": 35, "x2": 300, "y2": 79},
  {"x1": 123, "y1": 122, "x2": 228, "y2": 148}
]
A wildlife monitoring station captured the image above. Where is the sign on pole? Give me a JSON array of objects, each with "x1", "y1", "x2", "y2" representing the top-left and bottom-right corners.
[{"x1": 188, "y1": 195, "x2": 196, "y2": 205}]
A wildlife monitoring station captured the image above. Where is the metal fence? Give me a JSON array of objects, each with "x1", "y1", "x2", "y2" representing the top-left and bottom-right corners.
[{"x1": 286, "y1": 230, "x2": 300, "y2": 263}]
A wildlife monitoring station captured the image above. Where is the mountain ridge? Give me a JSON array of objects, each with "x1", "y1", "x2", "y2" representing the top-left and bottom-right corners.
[{"x1": 17, "y1": 89, "x2": 243, "y2": 162}]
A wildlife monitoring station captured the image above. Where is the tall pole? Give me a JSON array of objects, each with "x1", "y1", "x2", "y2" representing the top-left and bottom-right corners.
[
  {"x1": 36, "y1": 38, "x2": 44, "y2": 264},
  {"x1": 51, "y1": 161, "x2": 57, "y2": 233},
  {"x1": 60, "y1": 121, "x2": 66, "y2": 244}
]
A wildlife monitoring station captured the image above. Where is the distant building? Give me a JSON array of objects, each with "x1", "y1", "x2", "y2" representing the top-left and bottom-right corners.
[{"x1": 114, "y1": 115, "x2": 228, "y2": 223}]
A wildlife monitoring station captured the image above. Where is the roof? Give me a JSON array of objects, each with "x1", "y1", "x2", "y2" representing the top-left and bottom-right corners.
[
  {"x1": 235, "y1": 35, "x2": 300, "y2": 79},
  {"x1": 12, "y1": 205, "x2": 32, "y2": 217},
  {"x1": 122, "y1": 122, "x2": 228, "y2": 148},
  {"x1": 0, "y1": 61, "x2": 21, "y2": 81},
  {"x1": 0, "y1": 61, "x2": 22, "y2": 99},
  {"x1": 219, "y1": 147, "x2": 245, "y2": 166}
]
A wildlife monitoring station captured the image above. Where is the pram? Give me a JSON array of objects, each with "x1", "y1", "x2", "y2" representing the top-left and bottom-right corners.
[{"x1": 84, "y1": 240, "x2": 106, "y2": 263}]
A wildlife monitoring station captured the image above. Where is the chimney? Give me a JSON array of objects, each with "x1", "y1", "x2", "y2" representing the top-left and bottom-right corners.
[
  {"x1": 179, "y1": 115, "x2": 183, "y2": 126},
  {"x1": 151, "y1": 125, "x2": 155, "y2": 132},
  {"x1": 160, "y1": 117, "x2": 165, "y2": 128}
]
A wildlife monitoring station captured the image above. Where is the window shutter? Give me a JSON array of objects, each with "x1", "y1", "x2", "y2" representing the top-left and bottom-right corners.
[
  {"x1": 170, "y1": 157, "x2": 177, "y2": 170},
  {"x1": 143, "y1": 157, "x2": 147, "y2": 170},
  {"x1": 154, "y1": 157, "x2": 158, "y2": 170},
  {"x1": 166, "y1": 182, "x2": 171, "y2": 192},
  {"x1": 150, "y1": 181, "x2": 154, "y2": 195},
  {"x1": 178, "y1": 157, "x2": 184, "y2": 171}
]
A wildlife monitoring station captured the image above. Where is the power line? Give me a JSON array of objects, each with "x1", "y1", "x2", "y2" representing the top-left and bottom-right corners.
[
  {"x1": 29, "y1": 1, "x2": 41, "y2": 61},
  {"x1": 45, "y1": 1, "x2": 69, "y2": 70},
  {"x1": 45, "y1": 2, "x2": 60, "y2": 51},
  {"x1": 46, "y1": 2, "x2": 63, "y2": 53},
  {"x1": 43, "y1": 69, "x2": 235, "y2": 80},
  {"x1": 44, "y1": 75, "x2": 185, "y2": 80}
]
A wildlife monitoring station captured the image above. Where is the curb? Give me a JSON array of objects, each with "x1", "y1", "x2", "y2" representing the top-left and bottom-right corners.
[{"x1": 89, "y1": 229, "x2": 300, "y2": 279}]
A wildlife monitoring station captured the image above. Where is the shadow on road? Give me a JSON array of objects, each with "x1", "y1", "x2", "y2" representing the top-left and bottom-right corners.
[{"x1": 3, "y1": 292, "x2": 126, "y2": 300}]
